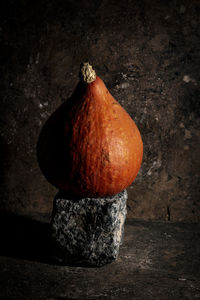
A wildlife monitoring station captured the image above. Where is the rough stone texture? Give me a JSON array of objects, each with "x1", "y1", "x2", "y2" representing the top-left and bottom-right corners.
[
  {"x1": 51, "y1": 190, "x2": 127, "y2": 266},
  {"x1": 0, "y1": 213, "x2": 199, "y2": 299},
  {"x1": 0, "y1": 0, "x2": 200, "y2": 222}
]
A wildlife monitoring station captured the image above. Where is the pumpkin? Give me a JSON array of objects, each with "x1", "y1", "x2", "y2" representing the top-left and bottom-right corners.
[{"x1": 37, "y1": 62, "x2": 143, "y2": 198}]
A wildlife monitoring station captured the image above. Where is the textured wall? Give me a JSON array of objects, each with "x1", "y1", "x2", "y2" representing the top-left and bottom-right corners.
[{"x1": 0, "y1": 0, "x2": 199, "y2": 221}]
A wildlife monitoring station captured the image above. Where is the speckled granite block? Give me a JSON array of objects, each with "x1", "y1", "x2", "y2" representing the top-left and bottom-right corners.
[{"x1": 51, "y1": 190, "x2": 127, "y2": 267}]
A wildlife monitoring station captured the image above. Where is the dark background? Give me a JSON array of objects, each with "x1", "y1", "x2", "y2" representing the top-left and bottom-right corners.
[{"x1": 0, "y1": 0, "x2": 199, "y2": 222}]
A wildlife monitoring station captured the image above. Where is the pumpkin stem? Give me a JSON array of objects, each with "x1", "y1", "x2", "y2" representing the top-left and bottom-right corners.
[{"x1": 80, "y1": 62, "x2": 96, "y2": 83}]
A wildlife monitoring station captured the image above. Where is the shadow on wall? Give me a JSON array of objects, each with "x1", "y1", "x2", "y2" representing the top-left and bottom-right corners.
[{"x1": 0, "y1": 137, "x2": 7, "y2": 191}]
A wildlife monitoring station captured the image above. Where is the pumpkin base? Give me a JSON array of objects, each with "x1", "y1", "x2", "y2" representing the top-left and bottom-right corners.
[{"x1": 51, "y1": 190, "x2": 127, "y2": 267}]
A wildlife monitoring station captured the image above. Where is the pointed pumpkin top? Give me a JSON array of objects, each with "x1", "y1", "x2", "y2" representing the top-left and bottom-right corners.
[{"x1": 80, "y1": 62, "x2": 96, "y2": 83}]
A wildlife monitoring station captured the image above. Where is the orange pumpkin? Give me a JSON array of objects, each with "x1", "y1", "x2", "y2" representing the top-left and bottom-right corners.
[{"x1": 37, "y1": 63, "x2": 143, "y2": 198}]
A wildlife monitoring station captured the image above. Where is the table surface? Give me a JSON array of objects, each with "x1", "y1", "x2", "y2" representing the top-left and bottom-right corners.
[{"x1": 0, "y1": 213, "x2": 200, "y2": 299}]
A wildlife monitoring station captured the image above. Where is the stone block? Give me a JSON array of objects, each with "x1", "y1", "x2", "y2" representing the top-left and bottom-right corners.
[{"x1": 51, "y1": 190, "x2": 127, "y2": 267}]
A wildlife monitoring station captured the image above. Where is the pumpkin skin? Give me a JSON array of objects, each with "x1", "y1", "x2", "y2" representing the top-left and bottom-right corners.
[{"x1": 37, "y1": 66, "x2": 143, "y2": 199}]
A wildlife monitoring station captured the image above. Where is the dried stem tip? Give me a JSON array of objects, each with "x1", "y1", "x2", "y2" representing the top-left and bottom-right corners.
[{"x1": 80, "y1": 62, "x2": 96, "y2": 83}]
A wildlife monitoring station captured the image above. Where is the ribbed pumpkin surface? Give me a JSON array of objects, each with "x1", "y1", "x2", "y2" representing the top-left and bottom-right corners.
[{"x1": 37, "y1": 70, "x2": 143, "y2": 198}]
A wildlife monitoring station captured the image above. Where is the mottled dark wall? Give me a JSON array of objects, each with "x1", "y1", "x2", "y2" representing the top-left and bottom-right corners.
[{"x1": 0, "y1": 0, "x2": 199, "y2": 221}]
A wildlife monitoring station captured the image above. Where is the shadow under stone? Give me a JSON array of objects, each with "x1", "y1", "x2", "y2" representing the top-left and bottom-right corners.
[
  {"x1": 0, "y1": 212, "x2": 53, "y2": 264},
  {"x1": 0, "y1": 212, "x2": 106, "y2": 267}
]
